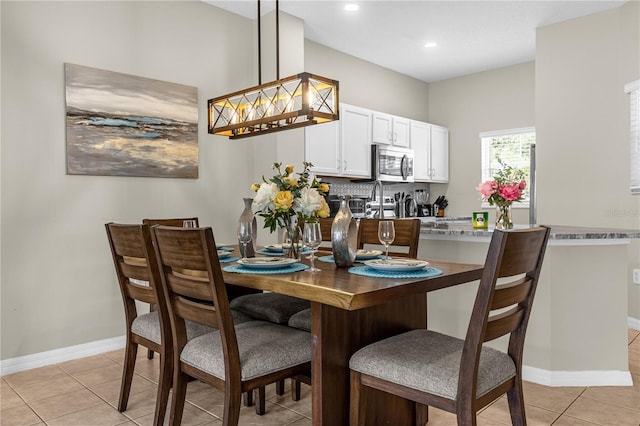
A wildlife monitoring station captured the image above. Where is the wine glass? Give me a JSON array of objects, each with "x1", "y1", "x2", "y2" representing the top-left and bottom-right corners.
[
  {"x1": 183, "y1": 220, "x2": 197, "y2": 228},
  {"x1": 237, "y1": 221, "x2": 252, "y2": 260},
  {"x1": 303, "y1": 222, "x2": 322, "y2": 272},
  {"x1": 378, "y1": 220, "x2": 395, "y2": 261}
]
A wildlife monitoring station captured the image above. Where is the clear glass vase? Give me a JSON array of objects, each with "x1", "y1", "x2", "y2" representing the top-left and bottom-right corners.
[
  {"x1": 238, "y1": 198, "x2": 257, "y2": 257},
  {"x1": 495, "y1": 203, "x2": 513, "y2": 229},
  {"x1": 282, "y1": 215, "x2": 303, "y2": 260}
]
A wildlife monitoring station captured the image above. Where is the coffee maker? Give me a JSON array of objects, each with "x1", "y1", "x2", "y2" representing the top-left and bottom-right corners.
[{"x1": 414, "y1": 190, "x2": 431, "y2": 217}]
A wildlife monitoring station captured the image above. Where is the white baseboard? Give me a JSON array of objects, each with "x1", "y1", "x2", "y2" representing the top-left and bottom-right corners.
[
  {"x1": 0, "y1": 336, "x2": 125, "y2": 376},
  {"x1": 628, "y1": 316, "x2": 640, "y2": 331},
  {"x1": 522, "y1": 365, "x2": 633, "y2": 387},
  {"x1": 1, "y1": 334, "x2": 636, "y2": 388}
]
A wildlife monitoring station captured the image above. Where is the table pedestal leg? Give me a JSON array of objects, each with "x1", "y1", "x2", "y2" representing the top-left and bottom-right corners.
[{"x1": 311, "y1": 295, "x2": 427, "y2": 425}]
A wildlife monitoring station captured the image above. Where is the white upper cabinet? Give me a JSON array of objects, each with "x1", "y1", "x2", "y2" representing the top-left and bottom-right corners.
[
  {"x1": 372, "y1": 112, "x2": 410, "y2": 147},
  {"x1": 429, "y1": 125, "x2": 449, "y2": 182},
  {"x1": 340, "y1": 104, "x2": 371, "y2": 177},
  {"x1": 304, "y1": 103, "x2": 371, "y2": 178},
  {"x1": 304, "y1": 120, "x2": 341, "y2": 175},
  {"x1": 411, "y1": 121, "x2": 449, "y2": 183}
]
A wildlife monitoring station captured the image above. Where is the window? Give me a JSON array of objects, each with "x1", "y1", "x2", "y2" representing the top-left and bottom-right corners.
[
  {"x1": 480, "y1": 127, "x2": 535, "y2": 207},
  {"x1": 625, "y1": 80, "x2": 639, "y2": 194}
]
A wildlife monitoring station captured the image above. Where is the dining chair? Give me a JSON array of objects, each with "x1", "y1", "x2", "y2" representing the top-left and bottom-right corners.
[
  {"x1": 141, "y1": 217, "x2": 199, "y2": 360},
  {"x1": 104, "y1": 223, "x2": 178, "y2": 426},
  {"x1": 349, "y1": 226, "x2": 550, "y2": 426},
  {"x1": 356, "y1": 218, "x2": 421, "y2": 258},
  {"x1": 151, "y1": 225, "x2": 312, "y2": 425}
]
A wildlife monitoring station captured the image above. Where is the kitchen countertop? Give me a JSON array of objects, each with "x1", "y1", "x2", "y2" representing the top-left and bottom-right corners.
[{"x1": 420, "y1": 221, "x2": 640, "y2": 240}]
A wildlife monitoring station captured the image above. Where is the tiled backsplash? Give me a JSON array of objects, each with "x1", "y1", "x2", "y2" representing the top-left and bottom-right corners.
[{"x1": 321, "y1": 177, "x2": 431, "y2": 202}]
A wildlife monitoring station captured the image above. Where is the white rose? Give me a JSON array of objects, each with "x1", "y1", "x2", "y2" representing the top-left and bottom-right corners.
[
  {"x1": 294, "y1": 187, "x2": 322, "y2": 216},
  {"x1": 253, "y1": 182, "x2": 277, "y2": 211}
]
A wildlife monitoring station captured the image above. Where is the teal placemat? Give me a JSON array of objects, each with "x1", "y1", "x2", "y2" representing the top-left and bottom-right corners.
[
  {"x1": 217, "y1": 246, "x2": 235, "y2": 252},
  {"x1": 223, "y1": 263, "x2": 309, "y2": 274},
  {"x1": 256, "y1": 248, "x2": 312, "y2": 256},
  {"x1": 219, "y1": 256, "x2": 240, "y2": 263},
  {"x1": 348, "y1": 266, "x2": 443, "y2": 279}
]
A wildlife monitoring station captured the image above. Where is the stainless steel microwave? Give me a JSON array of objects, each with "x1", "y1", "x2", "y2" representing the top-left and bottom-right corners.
[{"x1": 371, "y1": 145, "x2": 414, "y2": 182}]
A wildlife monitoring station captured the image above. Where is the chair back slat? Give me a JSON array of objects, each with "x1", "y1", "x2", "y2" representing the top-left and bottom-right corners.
[
  {"x1": 173, "y1": 296, "x2": 219, "y2": 328},
  {"x1": 483, "y1": 307, "x2": 525, "y2": 342},
  {"x1": 152, "y1": 228, "x2": 209, "y2": 271},
  {"x1": 120, "y1": 261, "x2": 150, "y2": 282},
  {"x1": 319, "y1": 217, "x2": 333, "y2": 242},
  {"x1": 143, "y1": 217, "x2": 199, "y2": 228},
  {"x1": 125, "y1": 282, "x2": 156, "y2": 304},
  {"x1": 490, "y1": 277, "x2": 532, "y2": 311},
  {"x1": 167, "y1": 273, "x2": 214, "y2": 302},
  {"x1": 497, "y1": 231, "x2": 548, "y2": 278},
  {"x1": 357, "y1": 218, "x2": 421, "y2": 258}
]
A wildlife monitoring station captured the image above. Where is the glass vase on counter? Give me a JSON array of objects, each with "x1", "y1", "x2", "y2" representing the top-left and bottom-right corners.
[{"x1": 495, "y1": 203, "x2": 513, "y2": 229}]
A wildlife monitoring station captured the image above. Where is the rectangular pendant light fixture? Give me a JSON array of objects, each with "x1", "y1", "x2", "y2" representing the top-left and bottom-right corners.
[
  {"x1": 208, "y1": 0, "x2": 339, "y2": 140},
  {"x1": 208, "y1": 72, "x2": 339, "y2": 139}
]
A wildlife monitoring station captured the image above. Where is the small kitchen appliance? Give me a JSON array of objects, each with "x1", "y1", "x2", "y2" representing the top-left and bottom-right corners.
[{"x1": 414, "y1": 189, "x2": 430, "y2": 217}]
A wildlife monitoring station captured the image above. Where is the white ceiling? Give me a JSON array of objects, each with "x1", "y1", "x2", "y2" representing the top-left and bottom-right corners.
[{"x1": 205, "y1": 0, "x2": 627, "y2": 83}]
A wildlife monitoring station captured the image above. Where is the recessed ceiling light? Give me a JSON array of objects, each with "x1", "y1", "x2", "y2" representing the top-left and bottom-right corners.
[
  {"x1": 344, "y1": 4, "x2": 359, "y2": 12},
  {"x1": 424, "y1": 42, "x2": 438, "y2": 48}
]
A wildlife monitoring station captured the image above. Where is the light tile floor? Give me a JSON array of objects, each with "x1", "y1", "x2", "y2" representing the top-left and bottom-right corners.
[{"x1": 1, "y1": 330, "x2": 639, "y2": 426}]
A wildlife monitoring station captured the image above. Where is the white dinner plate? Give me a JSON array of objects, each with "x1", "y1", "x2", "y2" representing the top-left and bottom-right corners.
[
  {"x1": 355, "y1": 249, "x2": 383, "y2": 260},
  {"x1": 364, "y1": 258, "x2": 430, "y2": 272},
  {"x1": 217, "y1": 250, "x2": 232, "y2": 258},
  {"x1": 264, "y1": 244, "x2": 285, "y2": 252},
  {"x1": 237, "y1": 257, "x2": 298, "y2": 269}
]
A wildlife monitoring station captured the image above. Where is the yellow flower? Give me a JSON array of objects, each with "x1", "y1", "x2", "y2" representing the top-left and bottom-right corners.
[
  {"x1": 284, "y1": 164, "x2": 294, "y2": 175},
  {"x1": 285, "y1": 177, "x2": 298, "y2": 187},
  {"x1": 317, "y1": 197, "x2": 330, "y2": 218},
  {"x1": 251, "y1": 183, "x2": 260, "y2": 192},
  {"x1": 318, "y1": 183, "x2": 329, "y2": 193},
  {"x1": 274, "y1": 191, "x2": 294, "y2": 210}
]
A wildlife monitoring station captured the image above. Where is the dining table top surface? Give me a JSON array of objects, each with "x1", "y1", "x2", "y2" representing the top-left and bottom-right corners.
[{"x1": 220, "y1": 247, "x2": 484, "y2": 311}]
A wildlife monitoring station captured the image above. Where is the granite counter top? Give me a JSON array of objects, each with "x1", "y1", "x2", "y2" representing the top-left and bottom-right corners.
[{"x1": 420, "y1": 222, "x2": 640, "y2": 240}]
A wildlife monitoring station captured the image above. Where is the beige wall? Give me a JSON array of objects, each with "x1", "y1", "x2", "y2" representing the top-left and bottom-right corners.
[
  {"x1": 304, "y1": 40, "x2": 430, "y2": 121},
  {"x1": 0, "y1": 1, "x2": 257, "y2": 360},
  {"x1": 427, "y1": 61, "x2": 536, "y2": 224},
  {"x1": 535, "y1": 1, "x2": 640, "y2": 319}
]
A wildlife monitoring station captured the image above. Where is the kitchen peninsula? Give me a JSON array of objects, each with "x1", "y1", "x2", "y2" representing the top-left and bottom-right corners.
[{"x1": 418, "y1": 222, "x2": 640, "y2": 387}]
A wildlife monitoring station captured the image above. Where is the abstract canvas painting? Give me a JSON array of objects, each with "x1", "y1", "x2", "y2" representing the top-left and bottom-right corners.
[{"x1": 65, "y1": 63, "x2": 198, "y2": 178}]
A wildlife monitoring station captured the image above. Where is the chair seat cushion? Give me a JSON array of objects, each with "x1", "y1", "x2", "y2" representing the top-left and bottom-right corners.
[
  {"x1": 229, "y1": 293, "x2": 310, "y2": 324},
  {"x1": 288, "y1": 308, "x2": 311, "y2": 332},
  {"x1": 132, "y1": 310, "x2": 252, "y2": 345},
  {"x1": 349, "y1": 329, "x2": 516, "y2": 400},
  {"x1": 180, "y1": 321, "x2": 312, "y2": 381}
]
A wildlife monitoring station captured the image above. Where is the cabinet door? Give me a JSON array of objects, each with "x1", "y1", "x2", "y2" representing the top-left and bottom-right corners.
[
  {"x1": 392, "y1": 116, "x2": 411, "y2": 148},
  {"x1": 371, "y1": 112, "x2": 392, "y2": 145},
  {"x1": 341, "y1": 105, "x2": 371, "y2": 178},
  {"x1": 411, "y1": 121, "x2": 431, "y2": 181},
  {"x1": 304, "y1": 120, "x2": 340, "y2": 176},
  {"x1": 430, "y1": 125, "x2": 449, "y2": 182}
]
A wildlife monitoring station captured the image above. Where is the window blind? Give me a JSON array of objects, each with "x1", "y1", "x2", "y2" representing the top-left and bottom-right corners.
[
  {"x1": 625, "y1": 80, "x2": 639, "y2": 194},
  {"x1": 479, "y1": 127, "x2": 535, "y2": 206}
]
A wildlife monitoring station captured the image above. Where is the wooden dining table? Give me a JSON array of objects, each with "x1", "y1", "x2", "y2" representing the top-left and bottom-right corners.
[{"x1": 222, "y1": 252, "x2": 484, "y2": 425}]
